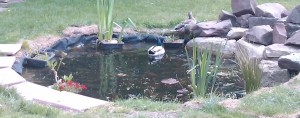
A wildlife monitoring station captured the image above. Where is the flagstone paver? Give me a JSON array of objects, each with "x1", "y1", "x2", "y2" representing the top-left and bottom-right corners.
[
  {"x1": 0, "y1": 44, "x2": 22, "y2": 55},
  {"x1": 0, "y1": 56, "x2": 16, "y2": 68},
  {"x1": 0, "y1": 67, "x2": 26, "y2": 86},
  {"x1": 0, "y1": 7, "x2": 7, "y2": 12},
  {"x1": 11, "y1": 82, "x2": 109, "y2": 112}
]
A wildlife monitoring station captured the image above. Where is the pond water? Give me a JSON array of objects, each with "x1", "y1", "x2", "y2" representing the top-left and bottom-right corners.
[{"x1": 22, "y1": 42, "x2": 244, "y2": 102}]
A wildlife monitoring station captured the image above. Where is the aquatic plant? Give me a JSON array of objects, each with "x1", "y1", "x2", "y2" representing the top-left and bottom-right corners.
[
  {"x1": 114, "y1": 18, "x2": 136, "y2": 43},
  {"x1": 97, "y1": 0, "x2": 115, "y2": 41},
  {"x1": 235, "y1": 44, "x2": 261, "y2": 93},
  {"x1": 185, "y1": 39, "x2": 223, "y2": 97}
]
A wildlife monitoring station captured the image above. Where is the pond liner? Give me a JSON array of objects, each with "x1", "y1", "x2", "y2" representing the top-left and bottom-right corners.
[
  {"x1": 21, "y1": 33, "x2": 167, "y2": 71},
  {"x1": 23, "y1": 52, "x2": 55, "y2": 68},
  {"x1": 12, "y1": 56, "x2": 25, "y2": 74}
]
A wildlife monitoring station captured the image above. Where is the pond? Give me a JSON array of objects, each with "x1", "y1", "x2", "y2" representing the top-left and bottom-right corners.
[{"x1": 22, "y1": 42, "x2": 244, "y2": 102}]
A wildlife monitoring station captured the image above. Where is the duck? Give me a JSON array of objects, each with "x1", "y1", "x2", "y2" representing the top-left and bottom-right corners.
[
  {"x1": 148, "y1": 39, "x2": 165, "y2": 57},
  {"x1": 174, "y1": 11, "x2": 197, "y2": 30}
]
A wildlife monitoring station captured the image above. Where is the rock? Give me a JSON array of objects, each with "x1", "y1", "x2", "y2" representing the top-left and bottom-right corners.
[
  {"x1": 231, "y1": 0, "x2": 257, "y2": 17},
  {"x1": 227, "y1": 27, "x2": 248, "y2": 39},
  {"x1": 161, "y1": 78, "x2": 179, "y2": 85},
  {"x1": 272, "y1": 23, "x2": 287, "y2": 44},
  {"x1": 285, "y1": 30, "x2": 300, "y2": 46},
  {"x1": 219, "y1": 10, "x2": 240, "y2": 27},
  {"x1": 264, "y1": 44, "x2": 300, "y2": 58},
  {"x1": 235, "y1": 38, "x2": 266, "y2": 60},
  {"x1": 236, "y1": 14, "x2": 253, "y2": 28},
  {"x1": 186, "y1": 37, "x2": 236, "y2": 58},
  {"x1": 259, "y1": 60, "x2": 290, "y2": 87},
  {"x1": 192, "y1": 20, "x2": 232, "y2": 37},
  {"x1": 248, "y1": 17, "x2": 278, "y2": 28},
  {"x1": 245, "y1": 25, "x2": 273, "y2": 45},
  {"x1": 286, "y1": 5, "x2": 300, "y2": 24},
  {"x1": 286, "y1": 23, "x2": 300, "y2": 38},
  {"x1": 278, "y1": 53, "x2": 300, "y2": 71},
  {"x1": 255, "y1": 3, "x2": 288, "y2": 18}
]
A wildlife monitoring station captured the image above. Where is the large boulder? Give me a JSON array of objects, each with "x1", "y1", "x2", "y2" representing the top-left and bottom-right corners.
[
  {"x1": 285, "y1": 30, "x2": 300, "y2": 46},
  {"x1": 192, "y1": 20, "x2": 232, "y2": 37},
  {"x1": 186, "y1": 37, "x2": 236, "y2": 58},
  {"x1": 231, "y1": 0, "x2": 257, "y2": 17},
  {"x1": 227, "y1": 27, "x2": 248, "y2": 39},
  {"x1": 218, "y1": 10, "x2": 240, "y2": 27},
  {"x1": 255, "y1": 3, "x2": 288, "y2": 18},
  {"x1": 264, "y1": 44, "x2": 300, "y2": 58},
  {"x1": 236, "y1": 14, "x2": 253, "y2": 28},
  {"x1": 235, "y1": 38, "x2": 266, "y2": 60},
  {"x1": 272, "y1": 23, "x2": 287, "y2": 44},
  {"x1": 248, "y1": 17, "x2": 278, "y2": 28},
  {"x1": 285, "y1": 23, "x2": 300, "y2": 38},
  {"x1": 286, "y1": 5, "x2": 300, "y2": 24},
  {"x1": 278, "y1": 53, "x2": 300, "y2": 71},
  {"x1": 245, "y1": 25, "x2": 273, "y2": 45},
  {"x1": 259, "y1": 60, "x2": 290, "y2": 87}
]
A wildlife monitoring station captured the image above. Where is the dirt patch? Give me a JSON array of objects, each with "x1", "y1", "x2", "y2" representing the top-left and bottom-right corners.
[{"x1": 218, "y1": 98, "x2": 240, "y2": 110}]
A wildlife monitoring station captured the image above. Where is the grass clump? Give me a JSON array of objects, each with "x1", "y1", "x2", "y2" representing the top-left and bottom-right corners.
[
  {"x1": 235, "y1": 44, "x2": 261, "y2": 93},
  {"x1": 240, "y1": 87, "x2": 300, "y2": 116},
  {"x1": 116, "y1": 98, "x2": 180, "y2": 112}
]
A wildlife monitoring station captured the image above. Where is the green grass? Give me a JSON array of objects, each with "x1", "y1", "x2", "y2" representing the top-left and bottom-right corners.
[
  {"x1": 0, "y1": 86, "x2": 70, "y2": 118},
  {"x1": 115, "y1": 98, "x2": 180, "y2": 112},
  {"x1": 180, "y1": 96, "x2": 251, "y2": 118},
  {"x1": 240, "y1": 87, "x2": 300, "y2": 116},
  {"x1": 1, "y1": 0, "x2": 298, "y2": 43}
]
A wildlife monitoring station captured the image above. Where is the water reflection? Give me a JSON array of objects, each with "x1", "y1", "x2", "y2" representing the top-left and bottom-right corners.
[{"x1": 22, "y1": 43, "x2": 244, "y2": 102}]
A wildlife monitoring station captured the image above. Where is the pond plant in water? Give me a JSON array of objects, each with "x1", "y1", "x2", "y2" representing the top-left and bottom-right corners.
[
  {"x1": 235, "y1": 44, "x2": 261, "y2": 93},
  {"x1": 47, "y1": 53, "x2": 87, "y2": 93},
  {"x1": 185, "y1": 39, "x2": 223, "y2": 98},
  {"x1": 96, "y1": 0, "x2": 124, "y2": 50}
]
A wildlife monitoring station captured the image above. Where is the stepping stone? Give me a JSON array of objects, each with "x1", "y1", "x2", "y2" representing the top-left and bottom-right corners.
[
  {"x1": 0, "y1": 56, "x2": 15, "y2": 68},
  {"x1": 0, "y1": 68, "x2": 26, "y2": 86},
  {"x1": 11, "y1": 82, "x2": 109, "y2": 112},
  {"x1": 0, "y1": 8, "x2": 7, "y2": 13},
  {"x1": 0, "y1": 44, "x2": 21, "y2": 55}
]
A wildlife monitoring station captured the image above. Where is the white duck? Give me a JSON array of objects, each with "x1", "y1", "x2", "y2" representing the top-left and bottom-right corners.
[{"x1": 148, "y1": 39, "x2": 165, "y2": 57}]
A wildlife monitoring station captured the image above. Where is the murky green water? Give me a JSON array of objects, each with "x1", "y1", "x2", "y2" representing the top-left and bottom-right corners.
[{"x1": 22, "y1": 42, "x2": 244, "y2": 101}]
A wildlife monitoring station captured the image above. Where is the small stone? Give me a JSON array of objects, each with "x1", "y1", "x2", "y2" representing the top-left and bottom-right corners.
[
  {"x1": 286, "y1": 5, "x2": 300, "y2": 24},
  {"x1": 227, "y1": 27, "x2": 248, "y2": 39},
  {"x1": 278, "y1": 53, "x2": 300, "y2": 71},
  {"x1": 186, "y1": 37, "x2": 236, "y2": 59},
  {"x1": 231, "y1": 0, "x2": 257, "y2": 17},
  {"x1": 285, "y1": 30, "x2": 300, "y2": 46},
  {"x1": 259, "y1": 60, "x2": 290, "y2": 87},
  {"x1": 245, "y1": 25, "x2": 273, "y2": 45},
  {"x1": 265, "y1": 44, "x2": 300, "y2": 58},
  {"x1": 272, "y1": 23, "x2": 287, "y2": 44},
  {"x1": 236, "y1": 14, "x2": 253, "y2": 28},
  {"x1": 218, "y1": 10, "x2": 239, "y2": 27},
  {"x1": 248, "y1": 17, "x2": 278, "y2": 28},
  {"x1": 255, "y1": 3, "x2": 288, "y2": 18},
  {"x1": 161, "y1": 78, "x2": 179, "y2": 85},
  {"x1": 236, "y1": 38, "x2": 266, "y2": 60}
]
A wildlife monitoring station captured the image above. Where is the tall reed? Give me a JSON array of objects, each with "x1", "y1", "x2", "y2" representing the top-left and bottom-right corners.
[
  {"x1": 185, "y1": 39, "x2": 223, "y2": 97},
  {"x1": 97, "y1": 0, "x2": 115, "y2": 41},
  {"x1": 235, "y1": 44, "x2": 261, "y2": 93}
]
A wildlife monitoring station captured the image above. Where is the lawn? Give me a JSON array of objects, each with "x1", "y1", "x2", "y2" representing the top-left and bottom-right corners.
[{"x1": 0, "y1": 0, "x2": 298, "y2": 43}]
